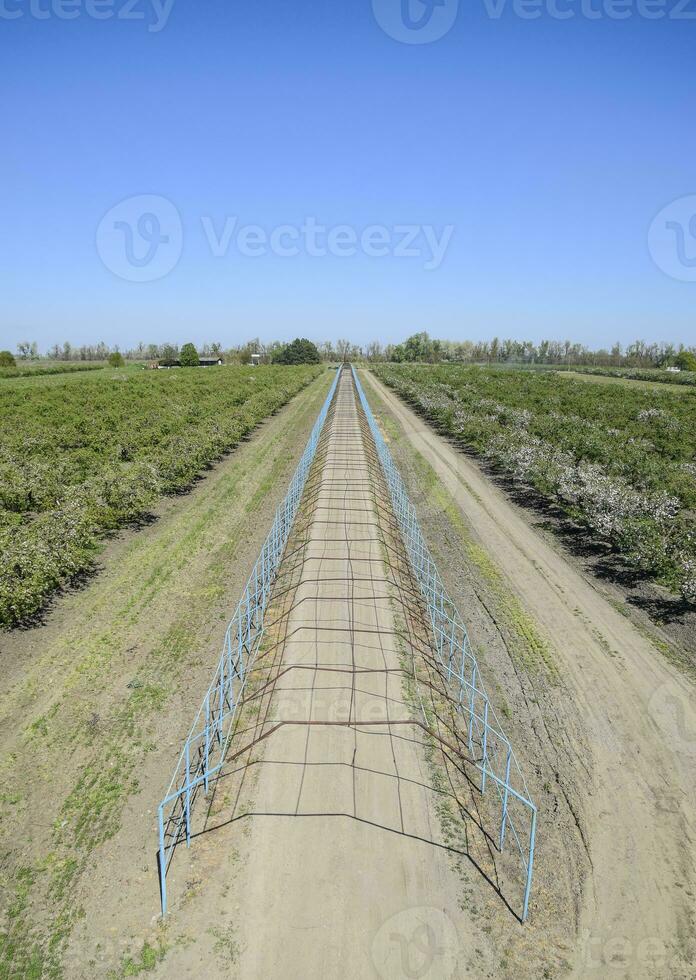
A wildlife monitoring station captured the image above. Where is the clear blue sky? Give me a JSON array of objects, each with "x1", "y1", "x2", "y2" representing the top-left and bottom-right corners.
[{"x1": 2, "y1": 0, "x2": 695, "y2": 352}]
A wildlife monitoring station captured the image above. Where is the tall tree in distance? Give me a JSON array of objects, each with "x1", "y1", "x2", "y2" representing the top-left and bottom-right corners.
[
  {"x1": 180, "y1": 343, "x2": 200, "y2": 367},
  {"x1": 274, "y1": 338, "x2": 321, "y2": 365}
]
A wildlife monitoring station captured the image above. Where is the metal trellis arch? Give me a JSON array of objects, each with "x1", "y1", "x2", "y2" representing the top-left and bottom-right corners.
[
  {"x1": 352, "y1": 365, "x2": 537, "y2": 921},
  {"x1": 157, "y1": 366, "x2": 341, "y2": 915}
]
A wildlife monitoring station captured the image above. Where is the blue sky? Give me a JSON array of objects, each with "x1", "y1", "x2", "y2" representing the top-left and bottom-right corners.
[{"x1": 2, "y1": 0, "x2": 695, "y2": 352}]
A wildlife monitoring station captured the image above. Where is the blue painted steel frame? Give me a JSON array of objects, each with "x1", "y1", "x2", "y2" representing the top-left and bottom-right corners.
[
  {"x1": 352, "y1": 366, "x2": 538, "y2": 922},
  {"x1": 157, "y1": 366, "x2": 341, "y2": 915}
]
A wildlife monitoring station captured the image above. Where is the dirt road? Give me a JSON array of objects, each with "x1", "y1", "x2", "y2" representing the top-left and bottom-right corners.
[
  {"x1": 365, "y1": 370, "x2": 696, "y2": 979},
  {"x1": 153, "y1": 367, "x2": 553, "y2": 979},
  {"x1": 217, "y1": 370, "x2": 474, "y2": 978}
]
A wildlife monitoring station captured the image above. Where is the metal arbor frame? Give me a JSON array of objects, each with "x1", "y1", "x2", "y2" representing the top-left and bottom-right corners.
[
  {"x1": 157, "y1": 366, "x2": 341, "y2": 915},
  {"x1": 352, "y1": 366, "x2": 538, "y2": 921}
]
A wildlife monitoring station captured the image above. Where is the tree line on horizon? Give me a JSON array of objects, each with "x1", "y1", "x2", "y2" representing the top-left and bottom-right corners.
[{"x1": 5, "y1": 332, "x2": 696, "y2": 370}]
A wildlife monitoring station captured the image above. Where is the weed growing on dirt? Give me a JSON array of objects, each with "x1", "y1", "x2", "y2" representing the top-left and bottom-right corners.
[
  {"x1": 107, "y1": 938, "x2": 167, "y2": 978},
  {"x1": 208, "y1": 924, "x2": 240, "y2": 966}
]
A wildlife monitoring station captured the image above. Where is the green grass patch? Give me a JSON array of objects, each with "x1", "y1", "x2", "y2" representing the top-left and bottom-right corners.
[
  {"x1": 108, "y1": 939, "x2": 167, "y2": 978},
  {"x1": 411, "y1": 448, "x2": 556, "y2": 676}
]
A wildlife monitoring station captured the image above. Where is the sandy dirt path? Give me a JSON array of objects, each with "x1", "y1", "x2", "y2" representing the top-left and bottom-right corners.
[
  {"x1": 365, "y1": 370, "x2": 696, "y2": 979},
  {"x1": 225, "y1": 369, "x2": 473, "y2": 979}
]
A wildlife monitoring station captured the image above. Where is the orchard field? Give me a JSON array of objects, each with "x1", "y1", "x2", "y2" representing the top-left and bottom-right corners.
[
  {"x1": 0, "y1": 362, "x2": 107, "y2": 380},
  {"x1": 553, "y1": 364, "x2": 696, "y2": 387},
  {"x1": 372, "y1": 363, "x2": 696, "y2": 604},
  {"x1": 0, "y1": 364, "x2": 322, "y2": 626}
]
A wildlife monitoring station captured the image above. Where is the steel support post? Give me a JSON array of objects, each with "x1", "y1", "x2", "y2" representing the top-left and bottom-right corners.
[
  {"x1": 499, "y1": 746, "x2": 512, "y2": 850},
  {"x1": 522, "y1": 807, "x2": 537, "y2": 922},
  {"x1": 204, "y1": 693, "x2": 210, "y2": 793},
  {"x1": 184, "y1": 741, "x2": 191, "y2": 847},
  {"x1": 481, "y1": 700, "x2": 489, "y2": 793}
]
